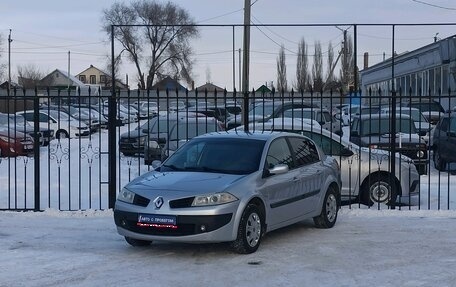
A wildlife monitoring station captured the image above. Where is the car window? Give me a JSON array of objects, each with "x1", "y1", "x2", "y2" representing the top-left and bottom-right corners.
[
  {"x1": 322, "y1": 111, "x2": 331, "y2": 122},
  {"x1": 301, "y1": 132, "x2": 344, "y2": 156},
  {"x1": 450, "y1": 118, "x2": 456, "y2": 133},
  {"x1": 266, "y1": 137, "x2": 294, "y2": 169},
  {"x1": 39, "y1": 113, "x2": 50, "y2": 123},
  {"x1": 360, "y1": 118, "x2": 416, "y2": 135},
  {"x1": 170, "y1": 122, "x2": 218, "y2": 141},
  {"x1": 287, "y1": 137, "x2": 320, "y2": 167},
  {"x1": 440, "y1": 118, "x2": 449, "y2": 132}
]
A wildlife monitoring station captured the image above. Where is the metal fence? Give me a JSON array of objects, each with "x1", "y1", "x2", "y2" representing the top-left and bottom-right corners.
[{"x1": 0, "y1": 86, "x2": 455, "y2": 211}]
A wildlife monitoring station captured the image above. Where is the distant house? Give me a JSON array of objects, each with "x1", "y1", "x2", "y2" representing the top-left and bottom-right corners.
[
  {"x1": 151, "y1": 76, "x2": 186, "y2": 91},
  {"x1": 0, "y1": 81, "x2": 21, "y2": 90},
  {"x1": 40, "y1": 69, "x2": 88, "y2": 90},
  {"x1": 195, "y1": 82, "x2": 225, "y2": 93},
  {"x1": 76, "y1": 65, "x2": 128, "y2": 90}
]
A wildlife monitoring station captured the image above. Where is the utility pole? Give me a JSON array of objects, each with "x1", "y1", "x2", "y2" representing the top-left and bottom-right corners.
[
  {"x1": 67, "y1": 51, "x2": 71, "y2": 90},
  {"x1": 8, "y1": 29, "x2": 12, "y2": 92},
  {"x1": 342, "y1": 29, "x2": 348, "y2": 91},
  {"x1": 242, "y1": 0, "x2": 251, "y2": 130},
  {"x1": 238, "y1": 48, "x2": 241, "y2": 91}
]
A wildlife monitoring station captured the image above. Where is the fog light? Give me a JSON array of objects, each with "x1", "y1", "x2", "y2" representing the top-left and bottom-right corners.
[
  {"x1": 417, "y1": 150, "x2": 425, "y2": 158},
  {"x1": 121, "y1": 219, "x2": 127, "y2": 226},
  {"x1": 200, "y1": 225, "x2": 206, "y2": 232}
]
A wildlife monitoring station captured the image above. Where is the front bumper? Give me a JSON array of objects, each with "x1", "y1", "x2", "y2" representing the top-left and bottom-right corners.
[{"x1": 114, "y1": 200, "x2": 239, "y2": 243}]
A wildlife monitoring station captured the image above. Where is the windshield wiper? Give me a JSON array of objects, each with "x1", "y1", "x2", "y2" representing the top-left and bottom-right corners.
[
  {"x1": 184, "y1": 166, "x2": 226, "y2": 173},
  {"x1": 161, "y1": 164, "x2": 184, "y2": 171}
]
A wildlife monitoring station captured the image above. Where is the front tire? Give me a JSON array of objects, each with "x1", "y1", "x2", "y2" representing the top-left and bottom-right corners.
[
  {"x1": 230, "y1": 204, "x2": 263, "y2": 254},
  {"x1": 124, "y1": 236, "x2": 152, "y2": 247},
  {"x1": 313, "y1": 186, "x2": 339, "y2": 228},
  {"x1": 433, "y1": 148, "x2": 446, "y2": 171},
  {"x1": 56, "y1": 130, "x2": 69, "y2": 140}
]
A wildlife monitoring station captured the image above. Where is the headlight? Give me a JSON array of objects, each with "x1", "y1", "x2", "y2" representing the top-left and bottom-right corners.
[
  {"x1": 118, "y1": 187, "x2": 135, "y2": 204},
  {"x1": 0, "y1": 135, "x2": 15, "y2": 143},
  {"x1": 417, "y1": 150, "x2": 425, "y2": 158},
  {"x1": 191, "y1": 192, "x2": 238, "y2": 207},
  {"x1": 148, "y1": 140, "x2": 159, "y2": 149}
]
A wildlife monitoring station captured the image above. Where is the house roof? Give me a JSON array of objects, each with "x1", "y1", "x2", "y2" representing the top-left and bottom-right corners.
[
  {"x1": 195, "y1": 82, "x2": 225, "y2": 92},
  {"x1": 151, "y1": 76, "x2": 186, "y2": 91},
  {"x1": 256, "y1": 84, "x2": 272, "y2": 93},
  {"x1": 76, "y1": 65, "x2": 108, "y2": 76},
  {"x1": 40, "y1": 69, "x2": 86, "y2": 87}
]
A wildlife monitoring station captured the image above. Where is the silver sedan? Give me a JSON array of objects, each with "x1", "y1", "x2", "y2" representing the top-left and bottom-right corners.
[
  {"x1": 243, "y1": 118, "x2": 420, "y2": 206},
  {"x1": 114, "y1": 131, "x2": 341, "y2": 254}
]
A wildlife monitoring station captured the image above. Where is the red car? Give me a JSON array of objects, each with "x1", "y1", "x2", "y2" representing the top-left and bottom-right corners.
[{"x1": 0, "y1": 128, "x2": 34, "y2": 157}]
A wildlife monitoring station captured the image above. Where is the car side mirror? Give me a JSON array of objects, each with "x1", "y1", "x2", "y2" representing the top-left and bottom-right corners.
[
  {"x1": 340, "y1": 147, "x2": 354, "y2": 157},
  {"x1": 151, "y1": 160, "x2": 162, "y2": 169},
  {"x1": 268, "y1": 164, "x2": 289, "y2": 175}
]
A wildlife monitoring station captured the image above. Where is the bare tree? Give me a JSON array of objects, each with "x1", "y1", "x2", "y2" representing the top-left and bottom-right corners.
[
  {"x1": 276, "y1": 45, "x2": 287, "y2": 92},
  {"x1": 102, "y1": 1, "x2": 199, "y2": 89},
  {"x1": 325, "y1": 41, "x2": 341, "y2": 91},
  {"x1": 312, "y1": 41, "x2": 323, "y2": 91},
  {"x1": 17, "y1": 64, "x2": 48, "y2": 89},
  {"x1": 104, "y1": 52, "x2": 123, "y2": 88},
  {"x1": 295, "y1": 38, "x2": 309, "y2": 92},
  {"x1": 340, "y1": 34, "x2": 355, "y2": 92},
  {"x1": 0, "y1": 35, "x2": 6, "y2": 82}
]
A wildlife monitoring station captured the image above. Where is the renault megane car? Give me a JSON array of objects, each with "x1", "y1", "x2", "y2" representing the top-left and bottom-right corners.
[{"x1": 114, "y1": 131, "x2": 341, "y2": 254}]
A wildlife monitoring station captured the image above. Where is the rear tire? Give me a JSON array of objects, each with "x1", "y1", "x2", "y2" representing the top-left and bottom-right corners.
[
  {"x1": 362, "y1": 174, "x2": 397, "y2": 206},
  {"x1": 124, "y1": 236, "x2": 152, "y2": 247},
  {"x1": 433, "y1": 148, "x2": 446, "y2": 171},
  {"x1": 313, "y1": 186, "x2": 339, "y2": 228},
  {"x1": 230, "y1": 204, "x2": 263, "y2": 254}
]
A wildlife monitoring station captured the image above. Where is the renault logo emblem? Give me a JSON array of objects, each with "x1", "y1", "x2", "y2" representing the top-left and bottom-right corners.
[{"x1": 153, "y1": 196, "x2": 164, "y2": 209}]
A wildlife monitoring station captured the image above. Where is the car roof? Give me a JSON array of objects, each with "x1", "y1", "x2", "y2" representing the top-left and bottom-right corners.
[
  {"x1": 194, "y1": 130, "x2": 297, "y2": 142},
  {"x1": 354, "y1": 113, "x2": 413, "y2": 120}
]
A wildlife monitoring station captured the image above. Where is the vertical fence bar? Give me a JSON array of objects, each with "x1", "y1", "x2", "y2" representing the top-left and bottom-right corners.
[
  {"x1": 390, "y1": 25, "x2": 397, "y2": 209},
  {"x1": 33, "y1": 89, "x2": 40, "y2": 210},
  {"x1": 108, "y1": 25, "x2": 117, "y2": 208}
]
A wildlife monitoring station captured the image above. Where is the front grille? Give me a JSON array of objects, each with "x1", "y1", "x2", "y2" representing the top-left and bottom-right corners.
[
  {"x1": 169, "y1": 197, "x2": 195, "y2": 208},
  {"x1": 133, "y1": 195, "x2": 150, "y2": 207},
  {"x1": 120, "y1": 138, "x2": 137, "y2": 144}
]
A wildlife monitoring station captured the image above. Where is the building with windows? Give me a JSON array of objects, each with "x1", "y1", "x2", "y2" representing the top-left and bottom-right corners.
[
  {"x1": 360, "y1": 35, "x2": 456, "y2": 110},
  {"x1": 76, "y1": 65, "x2": 128, "y2": 90}
]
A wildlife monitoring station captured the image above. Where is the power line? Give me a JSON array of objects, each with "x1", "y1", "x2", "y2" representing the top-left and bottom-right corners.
[
  {"x1": 411, "y1": 0, "x2": 456, "y2": 10},
  {"x1": 13, "y1": 39, "x2": 108, "y2": 50},
  {"x1": 197, "y1": 8, "x2": 244, "y2": 23}
]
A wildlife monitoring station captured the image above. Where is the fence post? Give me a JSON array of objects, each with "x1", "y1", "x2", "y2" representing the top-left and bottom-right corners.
[
  {"x1": 33, "y1": 88, "x2": 41, "y2": 211},
  {"x1": 108, "y1": 25, "x2": 117, "y2": 209}
]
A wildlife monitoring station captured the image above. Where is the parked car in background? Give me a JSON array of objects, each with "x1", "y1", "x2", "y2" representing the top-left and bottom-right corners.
[
  {"x1": 350, "y1": 114, "x2": 428, "y2": 175},
  {"x1": 431, "y1": 114, "x2": 456, "y2": 171},
  {"x1": 402, "y1": 99, "x2": 445, "y2": 125},
  {"x1": 283, "y1": 108, "x2": 343, "y2": 136},
  {"x1": 114, "y1": 131, "x2": 341, "y2": 253},
  {"x1": 0, "y1": 127, "x2": 34, "y2": 157},
  {"x1": 17, "y1": 110, "x2": 90, "y2": 139},
  {"x1": 132, "y1": 101, "x2": 159, "y2": 118},
  {"x1": 381, "y1": 107, "x2": 432, "y2": 142},
  {"x1": 0, "y1": 113, "x2": 54, "y2": 146},
  {"x1": 235, "y1": 118, "x2": 419, "y2": 206},
  {"x1": 160, "y1": 116, "x2": 223, "y2": 160},
  {"x1": 225, "y1": 100, "x2": 316, "y2": 130}
]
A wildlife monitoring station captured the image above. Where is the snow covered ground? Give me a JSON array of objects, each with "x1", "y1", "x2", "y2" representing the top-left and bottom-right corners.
[{"x1": 1, "y1": 208, "x2": 456, "y2": 287}]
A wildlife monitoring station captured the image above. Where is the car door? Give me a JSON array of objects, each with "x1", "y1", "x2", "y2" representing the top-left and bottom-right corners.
[
  {"x1": 259, "y1": 137, "x2": 299, "y2": 227},
  {"x1": 304, "y1": 131, "x2": 360, "y2": 200},
  {"x1": 287, "y1": 136, "x2": 325, "y2": 214}
]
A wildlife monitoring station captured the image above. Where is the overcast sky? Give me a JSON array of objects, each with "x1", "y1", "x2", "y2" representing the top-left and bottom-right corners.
[{"x1": 2, "y1": 0, "x2": 456, "y2": 89}]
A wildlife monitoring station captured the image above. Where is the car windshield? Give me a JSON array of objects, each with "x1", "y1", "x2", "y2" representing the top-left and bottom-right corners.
[
  {"x1": 399, "y1": 109, "x2": 427, "y2": 122},
  {"x1": 48, "y1": 110, "x2": 71, "y2": 120},
  {"x1": 360, "y1": 118, "x2": 417, "y2": 136},
  {"x1": 283, "y1": 109, "x2": 314, "y2": 120},
  {"x1": 7, "y1": 114, "x2": 30, "y2": 126},
  {"x1": 250, "y1": 103, "x2": 275, "y2": 117},
  {"x1": 410, "y1": 102, "x2": 444, "y2": 113},
  {"x1": 162, "y1": 138, "x2": 265, "y2": 175},
  {"x1": 170, "y1": 122, "x2": 218, "y2": 141}
]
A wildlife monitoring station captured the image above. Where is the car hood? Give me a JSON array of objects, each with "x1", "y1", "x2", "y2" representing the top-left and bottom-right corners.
[
  {"x1": 127, "y1": 171, "x2": 247, "y2": 196},
  {"x1": 360, "y1": 133, "x2": 422, "y2": 145},
  {"x1": 120, "y1": 129, "x2": 144, "y2": 139}
]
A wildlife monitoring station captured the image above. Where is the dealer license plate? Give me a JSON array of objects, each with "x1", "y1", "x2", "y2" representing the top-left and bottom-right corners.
[{"x1": 138, "y1": 214, "x2": 176, "y2": 225}]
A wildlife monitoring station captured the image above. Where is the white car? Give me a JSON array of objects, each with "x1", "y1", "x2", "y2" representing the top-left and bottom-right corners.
[
  {"x1": 282, "y1": 108, "x2": 343, "y2": 136},
  {"x1": 17, "y1": 110, "x2": 90, "y2": 139},
  {"x1": 236, "y1": 118, "x2": 420, "y2": 206},
  {"x1": 381, "y1": 107, "x2": 432, "y2": 143}
]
